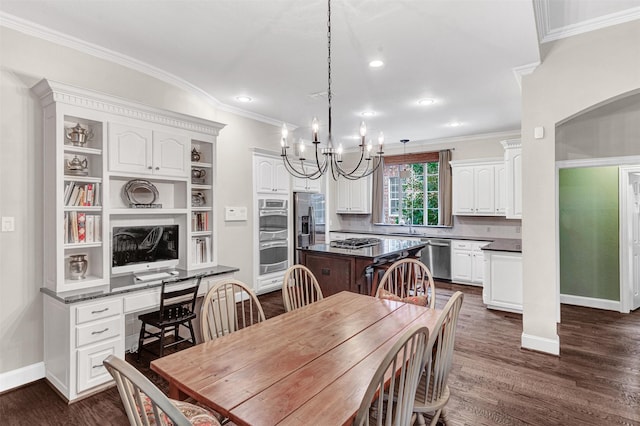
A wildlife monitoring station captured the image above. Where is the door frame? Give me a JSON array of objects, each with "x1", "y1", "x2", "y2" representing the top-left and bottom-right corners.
[{"x1": 619, "y1": 165, "x2": 640, "y2": 313}]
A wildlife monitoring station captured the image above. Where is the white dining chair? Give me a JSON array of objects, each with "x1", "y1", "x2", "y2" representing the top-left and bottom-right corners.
[
  {"x1": 413, "y1": 291, "x2": 464, "y2": 425},
  {"x1": 354, "y1": 324, "x2": 430, "y2": 426},
  {"x1": 375, "y1": 258, "x2": 436, "y2": 308},
  {"x1": 282, "y1": 264, "x2": 324, "y2": 312},
  {"x1": 200, "y1": 279, "x2": 265, "y2": 341}
]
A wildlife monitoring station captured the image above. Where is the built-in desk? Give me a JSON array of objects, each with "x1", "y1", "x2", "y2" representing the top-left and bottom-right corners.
[{"x1": 41, "y1": 265, "x2": 238, "y2": 402}]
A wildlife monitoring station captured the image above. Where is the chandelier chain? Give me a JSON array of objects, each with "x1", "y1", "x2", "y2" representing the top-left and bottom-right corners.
[{"x1": 327, "y1": 0, "x2": 332, "y2": 141}]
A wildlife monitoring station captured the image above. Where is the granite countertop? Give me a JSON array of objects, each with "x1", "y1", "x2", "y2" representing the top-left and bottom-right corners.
[
  {"x1": 41, "y1": 264, "x2": 239, "y2": 304},
  {"x1": 299, "y1": 238, "x2": 427, "y2": 261},
  {"x1": 330, "y1": 230, "x2": 522, "y2": 253}
]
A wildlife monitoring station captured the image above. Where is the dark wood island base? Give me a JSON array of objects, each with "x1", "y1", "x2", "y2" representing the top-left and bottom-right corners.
[{"x1": 298, "y1": 239, "x2": 427, "y2": 297}]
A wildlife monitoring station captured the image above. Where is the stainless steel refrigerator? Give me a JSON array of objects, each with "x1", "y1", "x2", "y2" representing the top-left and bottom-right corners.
[{"x1": 293, "y1": 192, "x2": 326, "y2": 263}]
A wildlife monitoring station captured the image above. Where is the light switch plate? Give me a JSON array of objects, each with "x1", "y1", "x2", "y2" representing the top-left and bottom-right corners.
[
  {"x1": 2, "y1": 217, "x2": 15, "y2": 232},
  {"x1": 224, "y1": 206, "x2": 247, "y2": 221}
]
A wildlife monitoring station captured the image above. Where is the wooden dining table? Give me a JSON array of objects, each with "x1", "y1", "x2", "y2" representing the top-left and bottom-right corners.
[{"x1": 151, "y1": 290, "x2": 441, "y2": 426}]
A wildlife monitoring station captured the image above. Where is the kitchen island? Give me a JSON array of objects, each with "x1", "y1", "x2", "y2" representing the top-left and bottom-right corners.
[{"x1": 298, "y1": 239, "x2": 427, "y2": 296}]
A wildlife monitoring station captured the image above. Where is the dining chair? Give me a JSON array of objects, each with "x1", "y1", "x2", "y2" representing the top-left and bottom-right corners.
[
  {"x1": 375, "y1": 258, "x2": 436, "y2": 308},
  {"x1": 137, "y1": 277, "x2": 201, "y2": 361},
  {"x1": 354, "y1": 324, "x2": 430, "y2": 426},
  {"x1": 282, "y1": 264, "x2": 324, "y2": 312},
  {"x1": 200, "y1": 279, "x2": 265, "y2": 341},
  {"x1": 104, "y1": 354, "x2": 221, "y2": 426},
  {"x1": 412, "y1": 291, "x2": 464, "y2": 426}
]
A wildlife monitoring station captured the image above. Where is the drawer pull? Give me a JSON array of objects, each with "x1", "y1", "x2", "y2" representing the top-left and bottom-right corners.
[
  {"x1": 92, "y1": 364, "x2": 104, "y2": 369},
  {"x1": 91, "y1": 328, "x2": 109, "y2": 335},
  {"x1": 91, "y1": 307, "x2": 109, "y2": 314}
]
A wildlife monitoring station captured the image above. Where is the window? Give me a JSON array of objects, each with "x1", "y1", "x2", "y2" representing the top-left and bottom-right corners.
[{"x1": 382, "y1": 158, "x2": 439, "y2": 226}]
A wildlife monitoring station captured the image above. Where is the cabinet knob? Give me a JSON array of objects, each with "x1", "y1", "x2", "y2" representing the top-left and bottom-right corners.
[
  {"x1": 155, "y1": 166, "x2": 160, "y2": 170},
  {"x1": 148, "y1": 166, "x2": 152, "y2": 169}
]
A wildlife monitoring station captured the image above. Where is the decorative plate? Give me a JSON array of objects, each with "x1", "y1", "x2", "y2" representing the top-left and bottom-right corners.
[{"x1": 123, "y1": 179, "x2": 159, "y2": 206}]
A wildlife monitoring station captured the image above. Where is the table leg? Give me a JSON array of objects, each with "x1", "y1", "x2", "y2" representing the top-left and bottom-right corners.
[{"x1": 167, "y1": 381, "x2": 188, "y2": 400}]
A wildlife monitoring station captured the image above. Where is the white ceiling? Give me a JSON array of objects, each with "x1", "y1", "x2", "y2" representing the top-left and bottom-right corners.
[{"x1": 1, "y1": 1, "x2": 638, "y2": 149}]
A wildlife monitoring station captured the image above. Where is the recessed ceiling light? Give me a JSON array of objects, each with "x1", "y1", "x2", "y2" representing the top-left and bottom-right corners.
[
  {"x1": 235, "y1": 95, "x2": 253, "y2": 103},
  {"x1": 417, "y1": 98, "x2": 435, "y2": 106},
  {"x1": 361, "y1": 111, "x2": 376, "y2": 117},
  {"x1": 369, "y1": 60, "x2": 384, "y2": 68},
  {"x1": 448, "y1": 121, "x2": 462, "y2": 127}
]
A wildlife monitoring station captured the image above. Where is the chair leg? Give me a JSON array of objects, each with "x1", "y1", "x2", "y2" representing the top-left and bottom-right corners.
[
  {"x1": 416, "y1": 413, "x2": 427, "y2": 426},
  {"x1": 137, "y1": 324, "x2": 145, "y2": 361},
  {"x1": 429, "y1": 409, "x2": 443, "y2": 426},
  {"x1": 159, "y1": 327, "x2": 165, "y2": 358},
  {"x1": 187, "y1": 320, "x2": 196, "y2": 346}
]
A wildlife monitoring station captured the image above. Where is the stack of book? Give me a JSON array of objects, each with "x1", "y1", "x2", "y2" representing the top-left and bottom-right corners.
[
  {"x1": 64, "y1": 212, "x2": 102, "y2": 244},
  {"x1": 192, "y1": 212, "x2": 209, "y2": 232},
  {"x1": 64, "y1": 182, "x2": 101, "y2": 207},
  {"x1": 192, "y1": 236, "x2": 210, "y2": 264}
]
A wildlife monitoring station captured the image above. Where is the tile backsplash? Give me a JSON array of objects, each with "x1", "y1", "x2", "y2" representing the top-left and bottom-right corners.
[{"x1": 334, "y1": 214, "x2": 522, "y2": 239}]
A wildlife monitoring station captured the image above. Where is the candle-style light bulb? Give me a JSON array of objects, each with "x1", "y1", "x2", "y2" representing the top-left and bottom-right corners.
[
  {"x1": 312, "y1": 117, "x2": 319, "y2": 142},
  {"x1": 281, "y1": 123, "x2": 288, "y2": 147},
  {"x1": 378, "y1": 131, "x2": 384, "y2": 153},
  {"x1": 338, "y1": 144, "x2": 343, "y2": 155},
  {"x1": 359, "y1": 121, "x2": 367, "y2": 145},
  {"x1": 298, "y1": 138, "x2": 305, "y2": 153}
]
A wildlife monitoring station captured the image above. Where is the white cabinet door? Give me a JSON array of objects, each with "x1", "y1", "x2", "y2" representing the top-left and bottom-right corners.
[
  {"x1": 474, "y1": 165, "x2": 495, "y2": 215},
  {"x1": 255, "y1": 156, "x2": 290, "y2": 194},
  {"x1": 512, "y1": 151, "x2": 522, "y2": 218},
  {"x1": 273, "y1": 161, "x2": 290, "y2": 194},
  {"x1": 483, "y1": 251, "x2": 523, "y2": 313},
  {"x1": 471, "y1": 244, "x2": 486, "y2": 284},
  {"x1": 502, "y1": 140, "x2": 522, "y2": 219},
  {"x1": 451, "y1": 240, "x2": 472, "y2": 282},
  {"x1": 152, "y1": 131, "x2": 189, "y2": 177},
  {"x1": 452, "y1": 166, "x2": 475, "y2": 214},
  {"x1": 494, "y1": 163, "x2": 506, "y2": 215},
  {"x1": 336, "y1": 177, "x2": 371, "y2": 214},
  {"x1": 109, "y1": 123, "x2": 152, "y2": 174},
  {"x1": 255, "y1": 157, "x2": 275, "y2": 193}
]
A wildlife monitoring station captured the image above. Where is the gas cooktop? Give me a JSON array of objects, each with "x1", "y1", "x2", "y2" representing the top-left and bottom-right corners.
[{"x1": 330, "y1": 237, "x2": 381, "y2": 249}]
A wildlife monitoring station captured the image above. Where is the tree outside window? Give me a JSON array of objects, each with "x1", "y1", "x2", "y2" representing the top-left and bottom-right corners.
[{"x1": 383, "y1": 161, "x2": 439, "y2": 225}]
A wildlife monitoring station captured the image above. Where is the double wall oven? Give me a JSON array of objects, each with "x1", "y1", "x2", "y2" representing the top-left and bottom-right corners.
[{"x1": 258, "y1": 199, "x2": 288, "y2": 274}]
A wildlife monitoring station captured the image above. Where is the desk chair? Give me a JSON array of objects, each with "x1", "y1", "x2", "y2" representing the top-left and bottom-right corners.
[
  {"x1": 104, "y1": 355, "x2": 221, "y2": 426},
  {"x1": 413, "y1": 291, "x2": 464, "y2": 426},
  {"x1": 282, "y1": 264, "x2": 323, "y2": 312},
  {"x1": 375, "y1": 258, "x2": 436, "y2": 308},
  {"x1": 137, "y1": 277, "x2": 201, "y2": 361},
  {"x1": 354, "y1": 325, "x2": 430, "y2": 426}
]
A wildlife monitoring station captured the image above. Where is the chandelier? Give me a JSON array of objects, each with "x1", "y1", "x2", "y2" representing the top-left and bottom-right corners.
[{"x1": 280, "y1": 0, "x2": 384, "y2": 181}]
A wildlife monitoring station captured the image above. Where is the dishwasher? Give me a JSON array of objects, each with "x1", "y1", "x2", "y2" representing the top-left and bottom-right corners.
[{"x1": 420, "y1": 238, "x2": 451, "y2": 280}]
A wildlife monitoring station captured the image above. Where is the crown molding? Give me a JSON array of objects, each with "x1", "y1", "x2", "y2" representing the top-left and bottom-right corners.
[
  {"x1": 512, "y1": 62, "x2": 540, "y2": 90},
  {"x1": 0, "y1": 12, "x2": 287, "y2": 129},
  {"x1": 533, "y1": 0, "x2": 640, "y2": 44},
  {"x1": 410, "y1": 129, "x2": 522, "y2": 148},
  {"x1": 32, "y1": 78, "x2": 226, "y2": 135}
]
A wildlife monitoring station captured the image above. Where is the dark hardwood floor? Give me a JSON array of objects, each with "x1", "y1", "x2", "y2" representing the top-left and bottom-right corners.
[{"x1": 1, "y1": 283, "x2": 639, "y2": 425}]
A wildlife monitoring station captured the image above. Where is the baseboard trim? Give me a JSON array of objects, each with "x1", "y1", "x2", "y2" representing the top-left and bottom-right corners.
[
  {"x1": 0, "y1": 362, "x2": 45, "y2": 393},
  {"x1": 560, "y1": 294, "x2": 620, "y2": 312},
  {"x1": 521, "y1": 333, "x2": 559, "y2": 355}
]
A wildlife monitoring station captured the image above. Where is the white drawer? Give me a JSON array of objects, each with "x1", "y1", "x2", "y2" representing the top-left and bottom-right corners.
[
  {"x1": 77, "y1": 338, "x2": 123, "y2": 394},
  {"x1": 123, "y1": 289, "x2": 160, "y2": 313},
  {"x1": 76, "y1": 299, "x2": 122, "y2": 325},
  {"x1": 76, "y1": 316, "x2": 122, "y2": 347},
  {"x1": 452, "y1": 240, "x2": 471, "y2": 250}
]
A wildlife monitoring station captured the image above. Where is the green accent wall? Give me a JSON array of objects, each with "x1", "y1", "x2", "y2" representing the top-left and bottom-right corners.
[{"x1": 559, "y1": 167, "x2": 619, "y2": 300}]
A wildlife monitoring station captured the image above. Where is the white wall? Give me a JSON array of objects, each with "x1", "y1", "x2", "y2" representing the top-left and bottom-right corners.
[
  {"x1": 521, "y1": 20, "x2": 640, "y2": 354},
  {"x1": 0, "y1": 26, "x2": 279, "y2": 374}
]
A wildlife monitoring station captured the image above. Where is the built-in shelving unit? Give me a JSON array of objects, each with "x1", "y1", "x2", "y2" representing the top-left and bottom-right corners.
[{"x1": 33, "y1": 79, "x2": 225, "y2": 294}]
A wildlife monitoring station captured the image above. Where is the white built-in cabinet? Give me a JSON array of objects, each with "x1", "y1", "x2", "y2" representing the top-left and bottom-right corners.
[
  {"x1": 292, "y1": 174, "x2": 322, "y2": 193},
  {"x1": 451, "y1": 159, "x2": 503, "y2": 216},
  {"x1": 501, "y1": 139, "x2": 522, "y2": 219},
  {"x1": 255, "y1": 155, "x2": 290, "y2": 194},
  {"x1": 336, "y1": 176, "x2": 371, "y2": 214},
  {"x1": 108, "y1": 123, "x2": 190, "y2": 178},
  {"x1": 32, "y1": 79, "x2": 225, "y2": 293},
  {"x1": 451, "y1": 240, "x2": 489, "y2": 286},
  {"x1": 494, "y1": 162, "x2": 507, "y2": 215},
  {"x1": 483, "y1": 250, "x2": 523, "y2": 313}
]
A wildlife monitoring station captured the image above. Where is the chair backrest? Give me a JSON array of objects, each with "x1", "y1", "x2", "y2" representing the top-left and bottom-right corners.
[
  {"x1": 200, "y1": 279, "x2": 266, "y2": 341},
  {"x1": 103, "y1": 354, "x2": 190, "y2": 426},
  {"x1": 282, "y1": 264, "x2": 324, "y2": 312},
  {"x1": 158, "y1": 277, "x2": 201, "y2": 322},
  {"x1": 354, "y1": 324, "x2": 430, "y2": 426},
  {"x1": 375, "y1": 258, "x2": 436, "y2": 309},
  {"x1": 417, "y1": 291, "x2": 464, "y2": 406}
]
